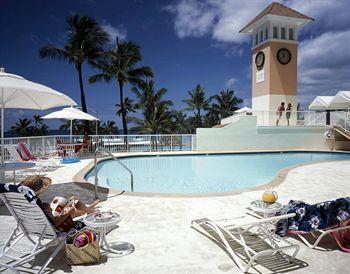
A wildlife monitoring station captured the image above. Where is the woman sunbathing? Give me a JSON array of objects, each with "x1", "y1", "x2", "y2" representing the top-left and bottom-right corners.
[
  {"x1": 42, "y1": 195, "x2": 100, "y2": 231},
  {"x1": 20, "y1": 175, "x2": 100, "y2": 232}
]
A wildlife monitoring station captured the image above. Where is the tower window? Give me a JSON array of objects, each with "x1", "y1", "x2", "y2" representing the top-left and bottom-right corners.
[
  {"x1": 265, "y1": 27, "x2": 268, "y2": 40},
  {"x1": 281, "y1": 27, "x2": 286, "y2": 39},
  {"x1": 260, "y1": 31, "x2": 263, "y2": 43},
  {"x1": 289, "y1": 28, "x2": 294, "y2": 40},
  {"x1": 255, "y1": 33, "x2": 258, "y2": 45},
  {"x1": 273, "y1": 27, "x2": 278, "y2": 38}
]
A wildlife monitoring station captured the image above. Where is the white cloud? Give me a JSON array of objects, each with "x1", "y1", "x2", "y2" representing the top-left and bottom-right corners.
[
  {"x1": 101, "y1": 23, "x2": 127, "y2": 43},
  {"x1": 165, "y1": 0, "x2": 270, "y2": 43},
  {"x1": 226, "y1": 77, "x2": 237, "y2": 88},
  {"x1": 298, "y1": 29, "x2": 350, "y2": 105},
  {"x1": 165, "y1": 0, "x2": 350, "y2": 107},
  {"x1": 212, "y1": 43, "x2": 244, "y2": 58},
  {"x1": 165, "y1": 0, "x2": 350, "y2": 42},
  {"x1": 164, "y1": 0, "x2": 216, "y2": 38}
]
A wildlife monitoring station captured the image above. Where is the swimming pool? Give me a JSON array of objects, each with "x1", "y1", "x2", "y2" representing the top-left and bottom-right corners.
[{"x1": 85, "y1": 152, "x2": 350, "y2": 194}]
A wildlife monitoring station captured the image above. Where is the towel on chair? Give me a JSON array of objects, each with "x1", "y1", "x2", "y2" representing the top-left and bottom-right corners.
[{"x1": 275, "y1": 198, "x2": 350, "y2": 252}]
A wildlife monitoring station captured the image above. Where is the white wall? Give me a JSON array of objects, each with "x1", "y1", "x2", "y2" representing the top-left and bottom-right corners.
[{"x1": 196, "y1": 116, "x2": 331, "y2": 152}]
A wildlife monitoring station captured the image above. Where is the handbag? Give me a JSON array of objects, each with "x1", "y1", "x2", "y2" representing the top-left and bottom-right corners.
[{"x1": 65, "y1": 230, "x2": 100, "y2": 265}]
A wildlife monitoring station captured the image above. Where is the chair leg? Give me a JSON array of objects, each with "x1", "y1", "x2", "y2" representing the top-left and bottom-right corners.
[
  {"x1": 0, "y1": 262, "x2": 21, "y2": 274},
  {"x1": 37, "y1": 239, "x2": 65, "y2": 274}
]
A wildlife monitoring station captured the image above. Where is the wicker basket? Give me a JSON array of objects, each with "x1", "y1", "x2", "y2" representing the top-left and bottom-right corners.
[{"x1": 66, "y1": 232, "x2": 100, "y2": 265}]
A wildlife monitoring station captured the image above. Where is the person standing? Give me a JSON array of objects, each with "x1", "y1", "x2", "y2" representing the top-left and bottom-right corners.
[
  {"x1": 286, "y1": 103, "x2": 292, "y2": 126},
  {"x1": 275, "y1": 102, "x2": 285, "y2": 126}
]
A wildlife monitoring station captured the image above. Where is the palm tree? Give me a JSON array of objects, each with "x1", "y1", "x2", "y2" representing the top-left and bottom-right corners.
[
  {"x1": 116, "y1": 97, "x2": 136, "y2": 118},
  {"x1": 203, "y1": 109, "x2": 220, "y2": 128},
  {"x1": 210, "y1": 89, "x2": 243, "y2": 120},
  {"x1": 104, "y1": 120, "x2": 119, "y2": 134},
  {"x1": 89, "y1": 38, "x2": 153, "y2": 135},
  {"x1": 30, "y1": 115, "x2": 47, "y2": 135},
  {"x1": 11, "y1": 118, "x2": 34, "y2": 137},
  {"x1": 183, "y1": 84, "x2": 210, "y2": 128},
  {"x1": 59, "y1": 120, "x2": 84, "y2": 135},
  {"x1": 39, "y1": 14, "x2": 109, "y2": 135},
  {"x1": 173, "y1": 110, "x2": 188, "y2": 134},
  {"x1": 131, "y1": 80, "x2": 173, "y2": 134}
]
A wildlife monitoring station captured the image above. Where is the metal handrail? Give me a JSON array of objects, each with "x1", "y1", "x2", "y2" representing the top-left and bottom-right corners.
[{"x1": 94, "y1": 147, "x2": 134, "y2": 199}]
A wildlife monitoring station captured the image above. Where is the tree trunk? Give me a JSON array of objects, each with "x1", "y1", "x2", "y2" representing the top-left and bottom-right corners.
[
  {"x1": 77, "y1": 63, "x2": 90, "y2": 137},
  {"x1": 118, "y1": 80, "x2": 129, "y2": 151},
  {"x1": 197, "y1": 108, "x2": 201, "y2": 127}
]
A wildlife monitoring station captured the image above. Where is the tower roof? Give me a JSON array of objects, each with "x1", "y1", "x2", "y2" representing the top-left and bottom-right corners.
[{"x1": 239, "y1": 2, "x2": 314, "y2": 33}]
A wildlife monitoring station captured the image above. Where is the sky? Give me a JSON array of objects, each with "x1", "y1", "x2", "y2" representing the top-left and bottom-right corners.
[{"x1": 1, "y1": 0, "x2": 349, "y2": 131}]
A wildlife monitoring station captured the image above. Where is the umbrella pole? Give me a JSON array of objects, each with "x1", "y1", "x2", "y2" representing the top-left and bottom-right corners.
[{"x1": 70, "y1": 119, "x2": 73, "y2": 143}]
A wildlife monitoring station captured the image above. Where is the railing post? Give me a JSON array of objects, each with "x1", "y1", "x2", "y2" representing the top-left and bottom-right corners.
[
  {"x1": 42, "y1": 137, "x2": 45, "y2": 156},
  {"x1": 94, "y1": 148, "x2": 99, "y2": 199},
  {"x1": 191, "y1": 135, "x2": 194, "y2": 151},
  {"x1": 170, "y1": 135, "x2": 173, "y2": 151}
]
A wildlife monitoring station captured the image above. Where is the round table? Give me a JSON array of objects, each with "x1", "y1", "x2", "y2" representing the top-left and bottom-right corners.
[
  {"x1": 0, "y1": 162, "x2": 36, "y2": 182},
  {"x1": 83, "y1": 212, "x2": 134, "y2": 256},
  {"x1": 250, "y1": 200, "x2": 283, "y2": 218}
]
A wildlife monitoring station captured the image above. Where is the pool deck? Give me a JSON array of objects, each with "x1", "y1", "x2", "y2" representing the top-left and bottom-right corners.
[{"x1": 1, "y1": 153, "x2": 350, "y2": 273}]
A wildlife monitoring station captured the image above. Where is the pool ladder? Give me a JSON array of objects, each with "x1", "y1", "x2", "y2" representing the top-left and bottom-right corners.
[{"x1": 94, "y1": 147, "x2": 134, "y2": 199}]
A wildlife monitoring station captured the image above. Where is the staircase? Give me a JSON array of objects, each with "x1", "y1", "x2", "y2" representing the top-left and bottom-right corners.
[{"x1": 332, "y1": 114, "x2": 350, "y2": 150}]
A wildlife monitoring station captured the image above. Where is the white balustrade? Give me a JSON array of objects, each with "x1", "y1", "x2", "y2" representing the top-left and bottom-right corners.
[{"x1": 2, "y1": 134, "x2": 197, "y2": 161}]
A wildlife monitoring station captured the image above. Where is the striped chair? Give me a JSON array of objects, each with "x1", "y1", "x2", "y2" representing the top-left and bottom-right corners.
[{"x1": 0, "y1": 183, "x2": 66, "y2": 273}]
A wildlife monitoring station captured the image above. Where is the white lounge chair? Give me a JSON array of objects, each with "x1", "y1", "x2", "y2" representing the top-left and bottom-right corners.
[
  {"x1": 0, "y1": 184, "x2": 66, "y2": 273},
  {"x1": 5, "y1": 145, "x2": 59, "y2": 172},
  {"x1": 191, "y1": 213, "x2": 300, "y2": 273}
]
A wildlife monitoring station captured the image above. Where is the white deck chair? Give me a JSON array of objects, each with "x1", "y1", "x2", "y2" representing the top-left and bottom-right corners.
[
  {"x1": 248, "y1": 205, "x2": 350, "y2": 250},
  {"x1": 191, "y1": 213, "x2": 299, "y2": 273},
  {"x1": 5, "y1": 145, "x2": 60, "y2": 172},
  {"x1": 5, "y1": 145, "x2": 22, "y2": 162},
  {"x1": 0, "y1": 187, "x2": 66, "y2": 273}
]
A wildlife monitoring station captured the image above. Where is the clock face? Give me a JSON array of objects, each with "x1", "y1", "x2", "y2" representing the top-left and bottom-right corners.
[
  {"x1": 255, "y1": 51, "x2": 265, "y2": 69},
  {"x1": 277, "y1": 48, "x2": 291, "y2": 65}
]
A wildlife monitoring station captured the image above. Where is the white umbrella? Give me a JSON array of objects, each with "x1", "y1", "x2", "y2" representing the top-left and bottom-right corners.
[
  {"x1": 0, "y1": 68, "x2": 76, "y2": 165},
  {"x1": 328, "y1": 91, "x2": 350, "y2": 109},
  {"x1": 42, "y1": 107, "x2": 99, "y2": 141},
  {"x1": 234, "y1": 107, "x2": 252, "y2": 114},
  {"x1": 308, "y1": 96, "x2": 334, "y2": 110}
]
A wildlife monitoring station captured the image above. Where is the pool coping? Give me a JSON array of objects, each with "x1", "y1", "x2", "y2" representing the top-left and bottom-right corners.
[{"x1": 72, "y1": 150, "x2": 350, "y2": 198}]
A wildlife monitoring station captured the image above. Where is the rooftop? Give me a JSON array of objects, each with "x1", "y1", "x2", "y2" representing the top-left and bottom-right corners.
[{"x1": 239, "y1": 2, "x2": 314, "y2": 33}]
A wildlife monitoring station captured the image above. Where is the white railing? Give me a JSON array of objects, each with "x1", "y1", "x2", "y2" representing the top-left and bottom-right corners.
[
  {"x1": 252, "y1": 110, "x2": 349, "y2": 127},
  {"x1": 2, "y1": 134, "x2": 196, "y2": 162},
  {"x1": 335, "y1": 114, "x2": 350, "y2": 134}
]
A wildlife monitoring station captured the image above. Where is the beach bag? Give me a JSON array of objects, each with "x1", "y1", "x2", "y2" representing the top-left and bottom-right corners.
[{"x1": 65, "y1": 230, "x2": 100, "y2": 265}]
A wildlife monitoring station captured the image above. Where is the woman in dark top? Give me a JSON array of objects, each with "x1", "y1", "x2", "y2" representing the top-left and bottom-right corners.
[{"x1": 286, "y1": 103, "x2": 292, "y2": 126}]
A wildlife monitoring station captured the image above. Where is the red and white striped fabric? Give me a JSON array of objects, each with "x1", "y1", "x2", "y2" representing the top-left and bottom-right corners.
[{"x1": 18, "y1": 142, "x2": 37, "y2": 161}]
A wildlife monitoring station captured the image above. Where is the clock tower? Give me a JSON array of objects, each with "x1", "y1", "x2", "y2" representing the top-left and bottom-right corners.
[{"x1": 240, "y1": 2, "x2": 314, "y2": 122}]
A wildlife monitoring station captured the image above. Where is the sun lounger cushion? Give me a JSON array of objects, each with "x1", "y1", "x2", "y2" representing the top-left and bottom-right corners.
[{"x1": 276, "y1": 198, "x2": 350, "y2": 236}]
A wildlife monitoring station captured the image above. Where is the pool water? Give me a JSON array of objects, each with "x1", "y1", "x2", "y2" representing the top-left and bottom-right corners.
[{"x1": 85, "y1": 152, "x2": 350, "y2": 194}]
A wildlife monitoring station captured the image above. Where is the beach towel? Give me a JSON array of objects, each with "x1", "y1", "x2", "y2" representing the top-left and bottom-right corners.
[{"x1": 276, "y1": 198, "x2": 350, "y2": 252}]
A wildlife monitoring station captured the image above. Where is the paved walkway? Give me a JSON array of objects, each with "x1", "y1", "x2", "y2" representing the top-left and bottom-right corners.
[{"x1": 1, "y1": 158, "x2": 349, "y2": 273}]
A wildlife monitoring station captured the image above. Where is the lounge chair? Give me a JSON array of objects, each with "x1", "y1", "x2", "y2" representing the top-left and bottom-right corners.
[
  {"x1": 46, "y1": 140, "x2": 64, "y2": 157},
  {"x1": 0, "y1": 183, "x2": 66, "y2": 273},
  {"x1": 5, "y1": 145, "x2": 59, "y2": 172},
  {"x1": 191, "y1": 213, "x2": 299, "y2": 273},
  {"x1": 74, "y1": 138, "x2": 89, "y2": 155},
  {"x1": 276, "y1": 198, "x2": 350, "y2": 251},
  {"x1": 55, "y1": 139, "x2": 66, "y2": 156}
]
